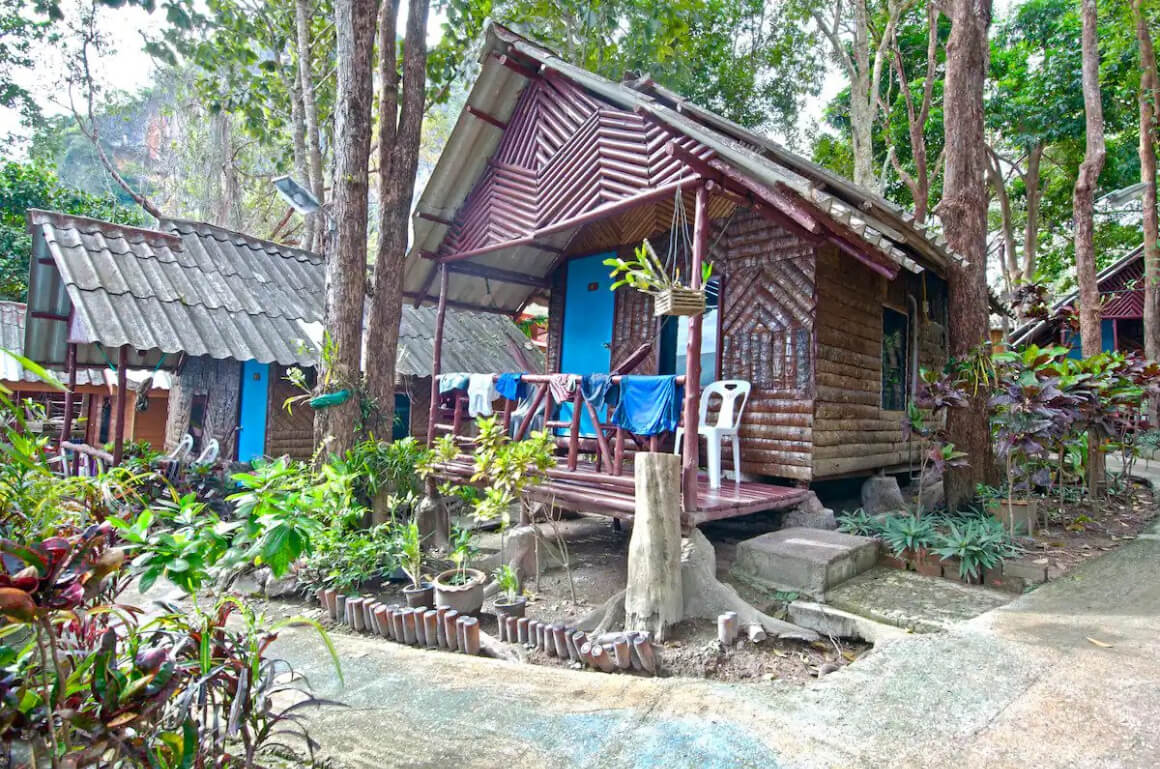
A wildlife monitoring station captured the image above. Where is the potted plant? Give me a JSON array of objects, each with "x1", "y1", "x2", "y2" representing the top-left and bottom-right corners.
[
  {"x1": 433, "y1": 525, "x2": 485, "y2": 615},
  {"x1": 393, "y1": 519, "x2": 433, "y2": 607},
  {"x1": 492, "y1": 564, "x2": 526, "y2": 620},
  {"x1": 604, "y1": 240, "x2": 712, "y2": 317}
]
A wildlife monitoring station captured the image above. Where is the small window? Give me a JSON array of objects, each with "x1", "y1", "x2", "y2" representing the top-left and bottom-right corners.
[{"x1": 882, "y1": 307, "x2": 908, "y2": 411}]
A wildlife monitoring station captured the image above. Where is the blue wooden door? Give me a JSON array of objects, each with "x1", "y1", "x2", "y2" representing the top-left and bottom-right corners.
[
  {"x1": 560, "y1": 253, "x2": 616, "y2": 434},
  {"x1": 237, "y1": 361, "x2": 270, "y2": 462}
]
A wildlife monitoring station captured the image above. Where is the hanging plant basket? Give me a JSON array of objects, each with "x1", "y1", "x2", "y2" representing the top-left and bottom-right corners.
[
  {"x1": 653, "y1": 286, "x2": 706, "y2": 317},
  {"x1": 308, "y1": 389, "x2": 352, "y2": 410}
]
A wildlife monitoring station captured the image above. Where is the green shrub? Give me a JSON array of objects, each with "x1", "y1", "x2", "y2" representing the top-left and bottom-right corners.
[
  {"x1": 880, "y1": 514, "x2": 936, "y2": 557},
  {"x1": 932, "y1": 517, "x2": 1020, "y2": 580},
  {"x1": 836, "y1": 509, "x2": 883, "y2": 538}
]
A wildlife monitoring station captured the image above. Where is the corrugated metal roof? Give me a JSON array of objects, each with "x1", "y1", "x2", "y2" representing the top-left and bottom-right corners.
[
  {"x1": 21, "y1": 210, "x2": 540, "y2": 377},
  {"x1": 1, "y1": 301, "x2": 167, "y2": 389},
  {"x1": 397, "y1": 304, "x2": 543, "y2": 377},
  {"x1": 405, "y1": 23, "x2": 961, "y2": 315},
  {"x1": 25, "y1": 210, "x2": 324, "y2": 368}
]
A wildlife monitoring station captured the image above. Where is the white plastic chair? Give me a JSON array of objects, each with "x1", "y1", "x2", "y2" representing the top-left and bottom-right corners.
[
  {"x1": 168, "y1": 434, "x2": 195, "y2": 462},
  {"x1": 194, "y1": 439, "x2": 220, "y2": 466},
  {"x1": 674, "y1": 379, "x2": 751, "y2": 489}
]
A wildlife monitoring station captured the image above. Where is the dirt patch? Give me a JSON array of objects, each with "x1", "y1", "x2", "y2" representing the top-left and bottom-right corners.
[{"x1": 1015, "y1": 482, "x2": 1158, "y2": 579}]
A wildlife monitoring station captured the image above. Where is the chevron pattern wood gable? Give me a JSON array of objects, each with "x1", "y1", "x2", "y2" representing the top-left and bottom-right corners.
[{"x1": 437, "y1": 76, "x2": 707, "y2": 258}]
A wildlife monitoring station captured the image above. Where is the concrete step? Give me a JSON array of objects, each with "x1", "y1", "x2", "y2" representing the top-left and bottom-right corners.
[
  {"x1": 826, "y1": 567, "x2": 1013, "y2": 633},
  {"x1": 730, "y1": 527, "x2": 879, "y2": 600}
]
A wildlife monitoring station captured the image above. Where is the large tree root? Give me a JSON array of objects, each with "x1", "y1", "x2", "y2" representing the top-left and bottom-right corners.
[
  {"x1": 681, "y1": 529, "x2": 818, "y2": 642},
  {"x1": 573, "y1": 530, "x2": 818, "y2": 643}
]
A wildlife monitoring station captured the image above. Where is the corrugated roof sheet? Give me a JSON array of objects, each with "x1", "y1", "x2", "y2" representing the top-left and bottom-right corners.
[
  {"x1": 1, "y1": 301, "x2": 168, "y2": 389},
  {"x1": 404, "y1": 23, "x2": 961, "y2": 315},
  {"x1": 21, "y1": 210, "x2": 541, "y2": 376}
]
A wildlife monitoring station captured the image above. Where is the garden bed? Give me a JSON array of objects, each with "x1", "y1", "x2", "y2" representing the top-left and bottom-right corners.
[{"x1": 257, "y1": 515, "x2": 868, "y2": 683}]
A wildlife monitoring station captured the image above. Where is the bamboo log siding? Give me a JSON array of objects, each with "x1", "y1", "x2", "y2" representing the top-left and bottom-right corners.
[
  {"x1": 713, "y1": 211, "x2": 816, "y2": 481},
  {"x1": 431, "y1": 75, "x2": 710, "y2": 262},
  {"x1": 811, "y1": 247, "x2": 947, "y2": 478},
  {"x1": 266, "y1": 365, "x2": 315, "y2": 460}
]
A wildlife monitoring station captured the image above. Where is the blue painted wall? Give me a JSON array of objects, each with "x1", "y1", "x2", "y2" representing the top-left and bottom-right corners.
[
  {"x1": 1065, "y1": 318, "x2": 1117, "y2": 359},
  {"x1": 237, "y1": 360, "x2": 270, "y2": 462}
]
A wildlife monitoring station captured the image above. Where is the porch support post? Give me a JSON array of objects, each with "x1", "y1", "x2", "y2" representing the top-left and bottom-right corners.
[
  {"x1": 60, "y1": 342, "x2": 77, "y2": 445},
  {"x1": 681, "y1": 184, "x2": 709, "y2": 513},
  {"x1": 112, "y1": 345, "x2": 128, "y2": 465},
  {"x1": 426, "y1": 264, "x2": 449, "y2": 447}
]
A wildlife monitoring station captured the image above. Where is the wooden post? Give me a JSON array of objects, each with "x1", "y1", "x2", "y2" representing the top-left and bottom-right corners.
[
  {"x1": 112, "y1": 345, "x2": 128, "y2": 465},
  {"x1": 625, "y1": 452, "x2": 684, "y2": 641},
  {"x1": 567, "y1": 388, "x2": 582, "y2": 470},
  {"x1": 681, "y1": 185, "x2": 709, "y2": 512},
  {"x1": 426, "y1": 264, "x2": 449, "y2": 447},
  {"x1": 59, "y1": 342, "x2": 77, "y2": 446}
]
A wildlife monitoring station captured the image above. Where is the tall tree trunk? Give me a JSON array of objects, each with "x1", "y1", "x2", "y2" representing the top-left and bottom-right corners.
[
  {"x1": 290, "y1": 71, "x2": 308, "y2": 242},
  {"x1": 296, "y1": 0, "x2": 325, "y2": 252},
  {"x1": 940, "y1": 0, "x2": 993, "y2": 510},
  {"x1": 316, "y1": 0, "x2": 376, "y2": 457},
  {"x1": 1074, "y1": 0, "x2": 1106, "y2": 491},
  {"x1": 1021, "y1": 142, "x2": 1043, "y2": 283},
  {"x1": 1134, "y1": 0, "x2": 1159, "y2": 374},
  {"x1": 987, "y1": 147, "x2": 1019, "y2": 299},
  {"x1": 215, "y1": 113, "x2": 242, "y2": 231},
  {"x1": 365, "y1": 0, "x2": 430, "y2": 436},
  {"x1": 850, "y1": 0, "x2": 875, "y2": 189}
]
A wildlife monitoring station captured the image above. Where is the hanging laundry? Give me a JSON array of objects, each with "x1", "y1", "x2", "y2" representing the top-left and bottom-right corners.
[
  {"x1": 467, "y1": 373, "x2": 498, "y2": 417},
  {"x1": 438, "y1": 373, "x2": 469, "y2": 394},
  {"x1": 580, "y1": 373, "x2": 617, "y2": 411},
  {"x1": 548, "y1": 373, "x2": 579, "y2": 403},
  {"x1": 612, "y1": 375, "x2": 682, "y2": 436},
  {"x1": 495, "y1": 372, "x2": 526, "y2": 402}
]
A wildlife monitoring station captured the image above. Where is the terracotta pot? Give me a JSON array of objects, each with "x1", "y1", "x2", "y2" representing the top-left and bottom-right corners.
[
  {"x1": 986, "y1": 498, "x2": 1038, "y2": 536},
  {"x1": 403, "y1": 582, "x2": 434, "y2": 608},
  {"x1": 433, "y1": 568, "x2": 486, "y2": 616},
  {"x1": 493, "y1": 595, "x2": 527, "y2": 622}
]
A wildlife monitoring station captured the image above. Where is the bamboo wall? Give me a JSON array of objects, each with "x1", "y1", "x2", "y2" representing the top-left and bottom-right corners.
[
  {"x1": 713, "y1": 211, "x2": 816, "y2": 481},
  {"x1": 266, "y1": 365, "x2": 314, "y2": 460},
  {"x1": 811, "y1": 247, "x2": 948, "y2": 478}
]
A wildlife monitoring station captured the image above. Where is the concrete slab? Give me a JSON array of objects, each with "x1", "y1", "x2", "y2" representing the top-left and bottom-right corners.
[
  {"x1": 787, "y1": 599, "x2": 911, "y2": 645},
  {"x1": 827, "y1": 566, "x2": 1013, "y2": 633},
  {"x1": 730, "y1": 527, "x2": 879, "y2": 599}
]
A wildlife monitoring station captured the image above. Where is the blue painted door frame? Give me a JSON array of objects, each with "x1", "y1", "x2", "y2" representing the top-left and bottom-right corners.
[
  {"x1": 560, "y1": 252, "x2": 616, "y2": 434},
  {"x1": 237, "y1": 360, "x2": 270, "y2": 462}
]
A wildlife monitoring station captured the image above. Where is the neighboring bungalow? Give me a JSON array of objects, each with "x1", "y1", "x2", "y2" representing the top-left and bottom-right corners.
[
  {"x1": 1010, "y1": 244, "x2": 1145, "y2": 354},
  {"x1": 21, "y1": 210, "x2": 541, "y2": 465},
  {"x1": 2, "y1": 300, "x2": 170, "y2": 447},
  {"x1": 406, "y1": 24, "x2": 959, "y2": 524}
]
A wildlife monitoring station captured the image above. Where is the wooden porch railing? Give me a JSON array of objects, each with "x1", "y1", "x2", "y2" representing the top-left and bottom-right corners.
[{"x1": 429, "y1": 371, "x2": 688, "y2": 490}]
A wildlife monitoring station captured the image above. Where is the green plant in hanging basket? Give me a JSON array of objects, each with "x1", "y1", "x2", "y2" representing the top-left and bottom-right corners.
[{"x1": 604, "y1": 240, "x2": 712, "y2": 317}]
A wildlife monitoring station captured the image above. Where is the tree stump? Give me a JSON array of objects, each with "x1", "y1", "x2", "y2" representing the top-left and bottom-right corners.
[
  {"x1": 624, "y1": 453, "x2": 684, "y2": 641},
  {"x1": 415, "y1": 494, "x2": 450, "y2": 550}
]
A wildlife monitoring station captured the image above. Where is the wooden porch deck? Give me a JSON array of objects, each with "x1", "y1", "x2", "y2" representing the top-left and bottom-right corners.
[{"x1": 433, "y1": 457, "x2": 809, "y2": 527}]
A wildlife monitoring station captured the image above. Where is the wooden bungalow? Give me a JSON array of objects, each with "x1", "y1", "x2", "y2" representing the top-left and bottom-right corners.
[
  {"x1": 405, "y1": 24, "x2": 960, "y2": 525},
  {"x1": 2, "y1": 300, "x2": 171, "y2": 447},
  {"x1": 1010, "y1": 245, "x2": 1145, "y2": 355},
  {"x1": 20, "y1": 210, "x2": 540, "y2": 466}
]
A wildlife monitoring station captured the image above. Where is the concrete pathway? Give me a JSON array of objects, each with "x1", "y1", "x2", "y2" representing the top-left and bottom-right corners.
[{"x1": 268, "y1": 513, "x2": 1160, "y2": 769}]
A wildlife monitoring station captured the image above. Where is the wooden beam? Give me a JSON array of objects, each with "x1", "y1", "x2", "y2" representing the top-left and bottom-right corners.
[
  {"x1": 112, "y1": 345, "x2": 128, "y2": 465},
  {"x1": 494, "y1": 52, "x2": 539, "y2": 80},
  {"x1": 60, "y1": 342, "x2": 77, "y2": 446},
  {"x1": 30, "y1": 311, "x2": 70, "y2": 322},
  {"x1": 446, "y1": 261, "x2": 550, "y2": 289},
  {"x1": 426, "y1": 265, "x2": 449, "y2": 447},
  {"x1": 417, "y1": 211, "x2": 453, "y2": 226},
  {"x1": 429, "y1": 178, "x2": 702, "y2": 264},
  {"x1": 681, "y1": 185, "x2": 709, "y2": 512},
  {"x1": 403, "y1": 291, "x2": 508, "y2": 314},
  {"x1": 466, "y1": 105, "x2": 508, "y2": 130}
]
